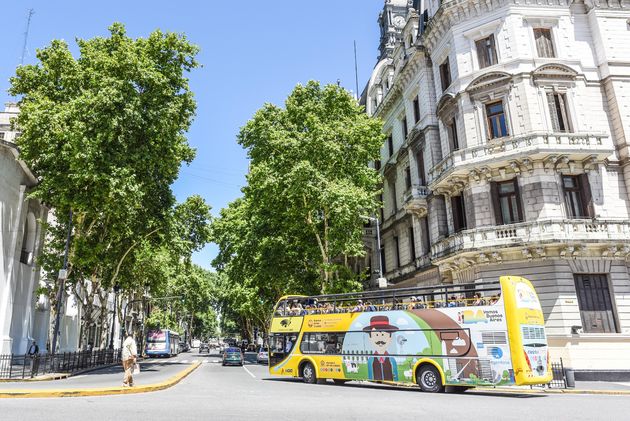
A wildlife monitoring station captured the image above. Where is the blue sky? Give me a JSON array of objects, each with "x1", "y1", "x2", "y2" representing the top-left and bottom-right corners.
[{"x1": 1, "y1": 0, "x2": 383, "y2": 269}]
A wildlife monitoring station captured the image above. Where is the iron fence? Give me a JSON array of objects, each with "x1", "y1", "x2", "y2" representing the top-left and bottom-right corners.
[
  {"x1": 548, "y1": 358, "x2": 567, "y2": 389},
  {"x1": 0, "y1": 349, "x2": 121, "y2": 380}
]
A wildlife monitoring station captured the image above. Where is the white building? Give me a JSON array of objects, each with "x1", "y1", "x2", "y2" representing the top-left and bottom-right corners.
[
  {"x1": 0, "y1": 103, "x2": 48, "y2": 354},
  {"x1": 364, "y1": 0, "x2": 630, "y2": 380}
]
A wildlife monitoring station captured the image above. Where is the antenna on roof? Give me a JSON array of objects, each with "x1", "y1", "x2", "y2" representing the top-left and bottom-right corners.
[
  {"x1": 353, "y1": 40, "x2": 360, "y2": 100},
  {"x1": 20, "y1": 8, "x2": 35, "y2": 65}
]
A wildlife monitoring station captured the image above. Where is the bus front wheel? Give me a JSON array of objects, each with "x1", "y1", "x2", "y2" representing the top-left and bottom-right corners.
[
  {"x1": 302, "y1": 362, "x2": 317, "y2": 384},
  {"x1": 417, "y1": 365, "x2": 444, "y2": 393}
]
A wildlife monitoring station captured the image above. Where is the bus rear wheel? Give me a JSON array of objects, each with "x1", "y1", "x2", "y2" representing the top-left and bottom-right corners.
[
  {"x1": 302, "y1": 362, "x2": 317, "y2": 384},
  {"x1": 417, "y1": 365, "x2": 444, "y2": 393}
]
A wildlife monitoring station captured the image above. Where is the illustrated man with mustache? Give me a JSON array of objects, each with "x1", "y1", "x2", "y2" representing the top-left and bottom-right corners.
[{"x1": 364, "y1": 315, "x2": 399, "y2": 382}]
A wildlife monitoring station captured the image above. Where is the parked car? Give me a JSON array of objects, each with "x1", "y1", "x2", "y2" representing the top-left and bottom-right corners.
[
  {"x1": 179, "y1": 341, "x2": 190, "y2": 353},
  {"x1": 199, "y1": 342, "x2": 210, "y2": 353},
  {"x1": 222, "y1": 347, "x2": 244, "y2": 366},
  {"x1": 256, "y1": 347, "x2": 269, "y2": 364}
]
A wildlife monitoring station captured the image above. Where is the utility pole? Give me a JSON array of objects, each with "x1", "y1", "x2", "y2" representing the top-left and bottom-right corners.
[
  {"x1": 354, "y1": 40, "x2": 360, "y2": 100},
  {"x1": 20, "y1": 9, "x2": 35, "y2": 65},
  {"x1": 51, "y1": 209, "x2": 73, "y2": 355}
]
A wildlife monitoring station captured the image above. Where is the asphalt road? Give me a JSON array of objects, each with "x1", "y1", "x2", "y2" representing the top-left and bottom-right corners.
[{"x1": 2, "y1": 350, "x2": 629, "y2": 421}]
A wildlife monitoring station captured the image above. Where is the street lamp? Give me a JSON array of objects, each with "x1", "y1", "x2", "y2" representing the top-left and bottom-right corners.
[{"x1": 361, "y1": 215, "x2": 387, "y2": 288}]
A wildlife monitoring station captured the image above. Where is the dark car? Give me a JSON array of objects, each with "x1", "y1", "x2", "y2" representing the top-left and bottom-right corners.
[
  {"x1": 199, "y1": 342, "x2": 210, "y2": 353},
  {"x1": 179, "y1": 342, "x2": 190, "y2": 353},
  {"x1": 222, "y1": 347, "x2": 244, "y2": 366}
]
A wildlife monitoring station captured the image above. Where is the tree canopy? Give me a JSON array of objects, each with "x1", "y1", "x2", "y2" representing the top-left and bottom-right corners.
[{"x1": 212, "y1": 81, "x2": 383, "y2": 338}]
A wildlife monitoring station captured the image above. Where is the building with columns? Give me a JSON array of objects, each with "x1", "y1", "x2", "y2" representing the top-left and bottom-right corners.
[
  {"x1": 363, "y1": 0, "x2": 630, "y2": 379},
  {"x1": 0, "y1": 103, "x2": 49, "y2": 354}
]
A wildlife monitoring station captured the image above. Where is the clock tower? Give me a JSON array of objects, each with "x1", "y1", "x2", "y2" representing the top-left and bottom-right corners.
[{"x1": 377, "y1": 0, "x2": 414, "y2": 60}]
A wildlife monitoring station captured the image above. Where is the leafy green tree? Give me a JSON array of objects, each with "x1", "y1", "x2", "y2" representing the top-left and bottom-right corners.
[{"x1": 9, "y1": 23, "x2": 203, "y2": 348}]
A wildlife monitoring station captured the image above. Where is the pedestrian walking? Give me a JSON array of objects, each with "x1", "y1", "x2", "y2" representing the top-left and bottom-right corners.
[
  {"x1": 27, "y1": 341, "x2": 40, "y2": 376},
  {"x1": 122, "y1": 331, "x2": 138, "y2": 387}
]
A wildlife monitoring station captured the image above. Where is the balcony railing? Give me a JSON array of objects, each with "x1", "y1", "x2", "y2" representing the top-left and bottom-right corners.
[
  {"x1": 428, "y1": 132, "x2": 612, "y2": 186},
  {"x1": 431, "y1": 218, "x2": 630, "y2": 260},
  {"x1": 403, "y1": 184, "x2": 430, "y2": 216}
]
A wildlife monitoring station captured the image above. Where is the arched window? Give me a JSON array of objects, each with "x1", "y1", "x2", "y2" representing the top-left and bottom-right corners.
[{"x1": 20, "y1": 212, "x2": 36, "y2": 265}]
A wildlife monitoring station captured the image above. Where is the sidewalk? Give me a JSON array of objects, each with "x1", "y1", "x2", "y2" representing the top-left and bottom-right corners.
[
  {"x1": 0, "y1": 359, "x2": 200, "y2": 398},
  {"x1": 474, "y1": 380, "x2": 630, "y2": 395}
]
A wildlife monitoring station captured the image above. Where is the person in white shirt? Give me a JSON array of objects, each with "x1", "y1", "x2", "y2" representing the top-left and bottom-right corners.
[{"x1": 122, "y1": 331, "x2": 138, "y2": 387}]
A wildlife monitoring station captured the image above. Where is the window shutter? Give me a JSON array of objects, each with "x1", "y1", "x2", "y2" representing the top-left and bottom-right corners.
[
  {"x1": 547, "y1": 93, "x2": 560, "y2": 132},
  {"x1": 558, "y1": 93, "x2": 570, "y2": 132},
  {"x1": 513, "y1": 178, "x2": 524, "y2": 222},
  {"x1": 490, "y1": 182, "x2": 503, "y2": 225},
  {"x1": 489, "y1": 34, "x2": 498, "y2": 65},
  {"x1": 579, "y1": 173, "x2": 594, "y2": 217},
  {"x1": 476, "y1": 39, "x2": 486, "y2": 68}
]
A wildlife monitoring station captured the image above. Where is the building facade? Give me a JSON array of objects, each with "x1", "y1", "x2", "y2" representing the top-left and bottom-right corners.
[
  {"x1": 0, "y1": 103, "x2": 49, "y2": 354},
  {"x1": 364, "y1": 0, "x2": 630, "y2": 379}
]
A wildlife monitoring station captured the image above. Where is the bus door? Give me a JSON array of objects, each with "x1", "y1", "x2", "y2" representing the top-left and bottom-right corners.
[{"x1": 269, "y1": 333, "x2": 298, "y2": 366}]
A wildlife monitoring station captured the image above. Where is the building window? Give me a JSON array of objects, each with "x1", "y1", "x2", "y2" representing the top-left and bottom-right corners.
[
  {"x1": 402, "y1": 116, "x2": 408, "y2": 140},
  {"x1": 547, "y1": 92, "x2": 571, "y2": 132},
  {"x1": 416, "y1": 150, "x2": 426, "y2": 185},
  {"x1": 421, "y1": 216, "x2": 431, "y2": 255},
  {"x1": 405, "y1": 166, "x2": 412, "y2": 190},
  {"x1": 533, "y1": 28, "x2": 555, "y2": 58},
  {"x1": 451, "y1": 195, "x2": 467, "y2": 232},
  {"x1": 486, "y1": 101, "x2": 509, "y2": 139},
  {"x1": 387, "y1": 134, "x2": 394, "y2": 156},
  {"x1": 574, "y1": 274, "x2": 618, "y2": 333},
  {"x1": 562, "y1": 174, "x2": 593, "y2": 218},
  {"x1": 393, "y1": 236, "x2": 400, "y2": 268},
  {"x1": 408, "y1": 226, "x2": 416, "y2": 261},
  {"x1": 380, "y1": 246, "x2": 387, "y2": 274},
  {"x1": 439, "y1": 58, "x2": 451, "y2": 92},
  {"x1": 447, "y1": 117, "x2": 459, "y2": 151},
  {"x1": 390, "y1": 180, "x2": 398, "y2": 214},
  {"x1": 491, "y1": 179, "x2": 523, "y2": 225},
  {"x1": 413, "y1": 96, "x2": 420, "y2": 123},
  {"x1": 374, "y1": 160, "x2": 381, "y2": 171},
  {"x1": 0, "y1": 132, "x2": 5, "y2": 140},
  {"x1": 476, "y1": 34, "x2": 498, "y2": 69}
]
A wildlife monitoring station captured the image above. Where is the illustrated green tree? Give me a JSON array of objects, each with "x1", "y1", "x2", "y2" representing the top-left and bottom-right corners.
[
  {"x1": 9, "y1": 23, "x2": 202, "y2": 348},
  {"x1": 235, "y1": 81, "x2": 383, "y2": 293}
]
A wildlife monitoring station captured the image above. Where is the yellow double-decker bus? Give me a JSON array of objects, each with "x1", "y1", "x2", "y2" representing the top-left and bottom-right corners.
[{"x1": 268, "y1": 275, "x2": 551, "y2": 392}]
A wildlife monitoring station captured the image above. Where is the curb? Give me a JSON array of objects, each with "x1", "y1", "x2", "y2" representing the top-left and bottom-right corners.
[
  {"x1": 0, "y1": 363, "x2": 119, "y2": 383},
  {"x1": 473, "y1": 386, "x2": 630, "y2": 396},
  {"x1": 0, "y1": 362, "x2": 201, "y2": 398}
]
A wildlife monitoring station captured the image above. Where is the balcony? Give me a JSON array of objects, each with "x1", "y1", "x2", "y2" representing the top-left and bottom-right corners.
[
  {"x1": 402, "y1": 184, "x2": 430, "y2": 217},
  {"x1": 431, "y1": 219, "x2": 630, "y2": 263},
  {"x1": 428, "y1": 132, "x2": 613, "y2": 192}
]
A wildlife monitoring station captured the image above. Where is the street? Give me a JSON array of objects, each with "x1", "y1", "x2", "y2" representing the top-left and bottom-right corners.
[{"x1": 1, "y1": 350, "x2": 629, "y2": 421}]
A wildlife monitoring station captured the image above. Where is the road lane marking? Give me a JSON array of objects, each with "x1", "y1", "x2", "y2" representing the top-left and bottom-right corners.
[{"x1": 242, "y1": 365, "x2": 256, "y2": 379}]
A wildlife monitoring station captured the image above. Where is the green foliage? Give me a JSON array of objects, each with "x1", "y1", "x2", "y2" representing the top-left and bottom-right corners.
[
  {"x1": 211, "y1": 81, "x2": 384, "y2": 337},
  {"x1": 145, "y1": 308, "x2": 178, "y2": 331},
  {"x1": 9, "y1": 23, "x2": 213, "y2": 347}
]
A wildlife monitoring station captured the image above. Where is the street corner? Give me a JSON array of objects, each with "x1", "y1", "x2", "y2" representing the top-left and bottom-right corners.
[{"x1": 0, "y1": 361, "x2": 201, "y2": 399}]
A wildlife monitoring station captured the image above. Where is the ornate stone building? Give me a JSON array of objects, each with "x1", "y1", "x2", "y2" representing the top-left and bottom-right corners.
[
  {"x1": 0, "y1": 103, "x2": 48, "y2": 354},
  {"x1": 363, "y1": 0, "x2": 630, "y2": 379}
]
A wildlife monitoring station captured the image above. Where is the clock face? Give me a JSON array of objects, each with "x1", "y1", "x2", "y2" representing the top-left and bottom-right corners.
[{"x1": 393, "y1": 15, "x2": 405, "y2": 28}]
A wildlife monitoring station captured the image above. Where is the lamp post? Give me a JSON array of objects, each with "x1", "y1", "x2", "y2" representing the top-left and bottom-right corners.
[
  {"x1": 109, "y1": 284, "x2": 120, "y2": 349},
  {"x1": 362, "y1": 215, "x2": 387, "y2": 288}
]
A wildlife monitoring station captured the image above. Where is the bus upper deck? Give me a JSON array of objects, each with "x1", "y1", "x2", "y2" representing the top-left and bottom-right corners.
[{"x1": 273, "y1": 280, "x2": 503, "y2": 317}]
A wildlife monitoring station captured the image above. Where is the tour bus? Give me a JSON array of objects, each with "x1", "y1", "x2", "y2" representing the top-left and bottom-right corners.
[
  {"x1": 145, "y1": 329, "x2": 181, "y2": 357},
  {"x1": 268, "y1": 275, "x2": 551, "y2": 392}
]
